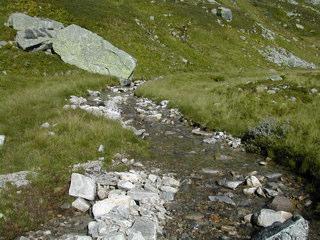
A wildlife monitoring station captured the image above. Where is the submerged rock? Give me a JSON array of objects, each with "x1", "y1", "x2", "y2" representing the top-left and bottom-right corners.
[{"x1": 53, "y1": 24, "x2": 136, "y2": 85}]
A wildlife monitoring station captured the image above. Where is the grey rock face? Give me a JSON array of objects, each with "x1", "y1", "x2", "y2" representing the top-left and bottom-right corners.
[
  {"x1": 6, "y1": 12, "x2": 64, "y2": 31},
  {"x1": 69, "y1": 173, "x2": 96, "y2": 200},
  {"x1": 52, "y1": 24, "x2": 136, "y2": 85},
  {"x1": 252, "y1": 215, "x2": 309, "y2": 240}
]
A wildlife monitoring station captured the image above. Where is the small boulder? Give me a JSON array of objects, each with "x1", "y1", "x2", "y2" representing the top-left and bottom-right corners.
[
  {"x1": 253, "y1": 209, "x2": 292, "y2": 227},
  {"x1": 246, "y1": 176, "x2": 262, "y2": 188},
  {"x1": 69, "y1": 173, "x2": 96, "y2": 201},
  {"x1": 217, "y1": 7, "x2": 233, "y2": 21},
  {"x1": 72, "y1": 198, "x2": 91, "y2": 212}
]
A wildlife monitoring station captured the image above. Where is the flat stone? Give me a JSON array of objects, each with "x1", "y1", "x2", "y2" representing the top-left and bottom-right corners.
[
  {"x1": 209, "y1": 195, "x2": 236, "y2": 206},
  {"x1": 218, "y1": 178, "x2": 243, "y2": 190},
  {"x1": 52, "y1": 24, "x2": 136, "y2": 85},
  {"x1": 130, "y1": 217, "x2": 157, "y2": 240},
  {"x1": 92, "y1": 195, "x2": 133, "y2": 219},
  {"x1": 72, "y1": 198, "x2": 91, "y2": 212},
  {"x1": 265, "y1": 173, "x2": 282, "y2": 181},
  {"x1": 202, "y1": 168, "x2": 220, "y2": 174},
  {"x1": 252, "y1": 215, "x2": 309, "y2": 240},
  {"x1": 69, "y1": 173, "x2": 96, "y2": 200},
  {"x1": 127, "y1": 190, "x2": 160, "y2": 201},
  {"x1": 117, "y1": 180, "x2": 135, "y2": 190}
]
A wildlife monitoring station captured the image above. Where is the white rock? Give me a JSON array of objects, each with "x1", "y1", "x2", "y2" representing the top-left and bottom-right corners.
[
  {"x1": 162, "y1": 176, "x2": 180, "y2": 187},
  {"x1": 117, "y1": 180, "x2": 135, "y2": 190},
  {"x1": 243, "y1": 187, "x2": 257, "y2": 196},
  {"x1": 256, "y1": 209, "x2": 292, "y2": 227},
  {"x1": 0, "y1": 135, "x2": 5, "y2": 146},
  {"x1": 69, "y1": 173, "x2": 96, "y2": 201},
  {"x1": 98, "y1": 145, "x2": 105, "y2": 153},
  {"x1": 92, "y1": 195, "x2": 133, "y2": 219},
  {"x1": 117, "y1": 172, "x2": 140, "y2": 183},
  {"x1": 246, "y1": 176, "x2": 262, "y2": 187},
  {"x1": 160, "y1": 186, "x2": 178, "y2": 193},
  {"x1": 40, "y1": 122, "x2": 50, "y2": 128},
  {"x1": 72, "y1": 198, "x2": 91, "y2": 212}
]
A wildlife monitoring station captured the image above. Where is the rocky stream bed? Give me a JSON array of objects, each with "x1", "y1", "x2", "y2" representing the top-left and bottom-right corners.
[{"x1": 13, "y1": 81, "x2": 320, "y2": 240}]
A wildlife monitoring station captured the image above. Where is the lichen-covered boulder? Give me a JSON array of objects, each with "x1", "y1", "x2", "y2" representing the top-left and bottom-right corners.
[
  {"x1": 52, "y1": 24, "x2": 137, "y2": 85},
  {"x1": 6, "y1": 12, "x2": 64, "y2": 31}
]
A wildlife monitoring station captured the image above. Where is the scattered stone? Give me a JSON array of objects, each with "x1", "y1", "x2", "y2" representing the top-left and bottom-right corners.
[
  {"x1": 72, "y1": 198, "x2": 91, "y2": 212},
  {"x1": 127, "y1": 189, "x2": 159, "y2": 201},
  {"x1": 117, "y1": 180, "x2": 135, "y2": 190},
  {"x1": 40, "y1": 122, "x2": 50, "y2": 128},
  {"x1": 60, "y1": 234, "x2": 92, "y2": 240},
  {"x1": 209, "y1": 195, "x2": 236, "y2": 206},
  {"x1": 69, "y1": 173, "x2": 96, "y2": 201},
  {"x1": 218, "y1": 178, "x2": 243, "y2": 190},
  {"x1": 216, "y1": 7, "x2": 233, "y2": 21},
  {"x1": 98, "y1": 144, "x2": 105, "y2": 153},
  {"x1": 0, "y1": 135, "x2": 5, "y2": 146},
  {"x1": 246, "y1": 176, "x2": 262, "y2": 188},
  {"x1": 265, "y1": 173, "x2": 282, "y2": 181},
  {"x1": 252, "y1": 215, "x2": 309, "y2": 240}
]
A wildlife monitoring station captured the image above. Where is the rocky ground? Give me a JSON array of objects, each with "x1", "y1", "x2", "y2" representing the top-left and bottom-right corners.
[{"x1": 11, "y1": 81, "x2": 319, "y2": 239}]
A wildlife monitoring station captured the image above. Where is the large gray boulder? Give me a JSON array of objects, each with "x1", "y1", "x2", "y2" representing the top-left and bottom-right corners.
[
  {"x1": 6, "y1": 13, "x2": 63, "y2": 52},
  {"x1": 52, "y1": 24, "x2": 137, "y2": 85},
  {"x1": 6, "y1": 12, "x2": 64, "y2": 31},
  {"x1": 252, "y1": 215, "x2": 309, "y2": 240}
]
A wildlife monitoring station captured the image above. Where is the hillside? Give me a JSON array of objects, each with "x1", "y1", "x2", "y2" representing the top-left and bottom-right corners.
[{"x1": 0, "y1": 0, "x2": 320, "y2": 239}]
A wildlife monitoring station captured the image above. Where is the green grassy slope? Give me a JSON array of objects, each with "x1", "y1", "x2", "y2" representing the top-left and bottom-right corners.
[{"x1": 0, "y1": 0, "x2": 319, "y2": 238}]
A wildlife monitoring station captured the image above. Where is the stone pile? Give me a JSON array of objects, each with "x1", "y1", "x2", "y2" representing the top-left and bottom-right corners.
[
  {"x1": 259, "y1": 46, "x2": 317, "y2": 69},
  {"x1": 5, "y1": 13, "x2": 136, "y2": 84},
  {"x1": 68, "y1": 163, "x2": 180, "y2": 240}
]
